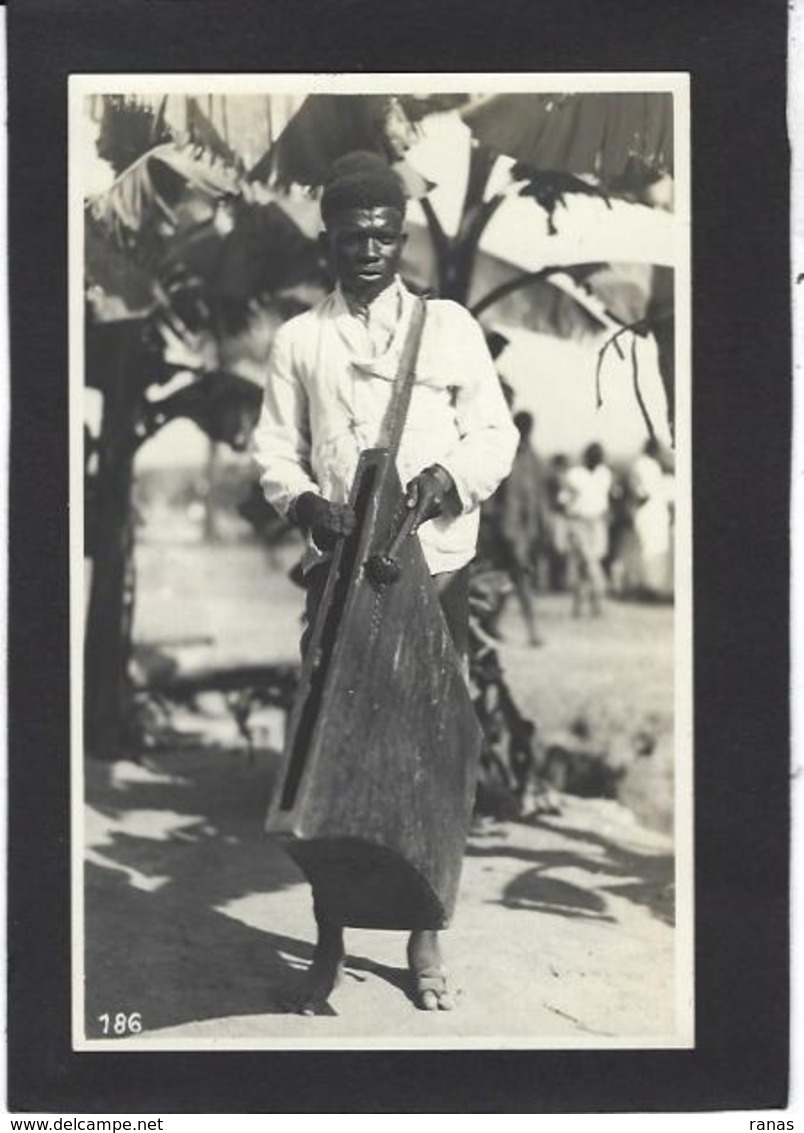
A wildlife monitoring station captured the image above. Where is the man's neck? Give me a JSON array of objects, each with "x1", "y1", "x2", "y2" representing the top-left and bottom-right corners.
[{"x1": 340, "y1": 276, "x2": 401, "y2": 318}]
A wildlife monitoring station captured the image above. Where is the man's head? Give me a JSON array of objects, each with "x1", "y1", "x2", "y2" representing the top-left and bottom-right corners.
[
  {"x1": 583, "y1": 442, "x2": 605, "y2": 470},
  {"x1": 320, "y1": 151, "x2": 407, "y2": 303}
]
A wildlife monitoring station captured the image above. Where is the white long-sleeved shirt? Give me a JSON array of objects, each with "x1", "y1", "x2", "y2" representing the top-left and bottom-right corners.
[{"x1": 252, "y1": 278, "x2": 518, "y2": 575}]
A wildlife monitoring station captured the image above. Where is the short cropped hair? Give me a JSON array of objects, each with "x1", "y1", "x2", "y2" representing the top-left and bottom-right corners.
[{"x1": 320, "y1": 151, "x2": 406, "y2": 226}]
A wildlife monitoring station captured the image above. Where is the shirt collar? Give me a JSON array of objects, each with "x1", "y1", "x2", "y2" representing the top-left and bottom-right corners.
[{"x1": 330, "y1": 277, "x2": 418, "y2": 379}]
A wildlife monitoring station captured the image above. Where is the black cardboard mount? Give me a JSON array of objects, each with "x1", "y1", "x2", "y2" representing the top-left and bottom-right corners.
[{"x1": 6, "y1": 0, "x2": 791, "y2": 1113}]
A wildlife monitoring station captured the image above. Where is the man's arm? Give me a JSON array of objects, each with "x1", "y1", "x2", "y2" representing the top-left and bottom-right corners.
[
  {"x1": 435, "y1": 309, "x2": 519, "y2": 512},
  {"x1": 252, "y1": 323, "x2": 356, "y2": 548},
  {"x1": 252, "y1": 324, "x2": 322, "y2": 518}
]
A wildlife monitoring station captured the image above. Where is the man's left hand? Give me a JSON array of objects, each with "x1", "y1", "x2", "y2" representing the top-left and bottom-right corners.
[{"x1": 405, "y1": 465, "x2": 457, "y2": 525}]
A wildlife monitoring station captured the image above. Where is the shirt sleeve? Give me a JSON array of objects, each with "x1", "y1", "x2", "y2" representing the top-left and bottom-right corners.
[
  {"x1": 435, "y1": 309, "x2": 519, "y2": 514},
  {"x1": 251, "y1": 323, "x2": 321, "y2": 518}
]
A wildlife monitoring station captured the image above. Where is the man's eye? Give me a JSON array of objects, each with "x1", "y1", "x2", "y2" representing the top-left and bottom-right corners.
[{"x1": 339, "y1": 231, "x2": 397, "y2": 251}]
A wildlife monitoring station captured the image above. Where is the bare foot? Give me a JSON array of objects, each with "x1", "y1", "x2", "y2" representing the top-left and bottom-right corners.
[
  {"x1": 286, "y1": 926, "x2": 345, "y2": 1015},
  {"x1": 407, "y1": 930, "x2": 455, "y2": 1011}
]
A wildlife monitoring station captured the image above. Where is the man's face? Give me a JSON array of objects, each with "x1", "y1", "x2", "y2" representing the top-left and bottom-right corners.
[{"x1": 324, "y1": 206, "x2": 406, "y2": 303}]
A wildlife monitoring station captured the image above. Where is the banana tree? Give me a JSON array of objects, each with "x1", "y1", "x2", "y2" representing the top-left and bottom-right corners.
[
  {"x1": 83, "y1": 100, "x2": 324, "y2": 759},
  {"x1": 258, "y1": 90, "x2": 676, "y2": 427}
]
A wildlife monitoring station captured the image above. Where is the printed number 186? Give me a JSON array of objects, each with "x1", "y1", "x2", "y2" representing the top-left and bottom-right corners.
[{"x1": 98, "y1": 1012, "x2": 143, "y2": 1035}]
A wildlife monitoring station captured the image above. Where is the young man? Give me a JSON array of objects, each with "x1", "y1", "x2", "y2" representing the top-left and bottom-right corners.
[{"x1": 253, "y1": 151, "x2": 517, "y2": 1013}]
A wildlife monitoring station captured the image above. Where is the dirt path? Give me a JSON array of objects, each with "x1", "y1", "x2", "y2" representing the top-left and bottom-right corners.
[{"x1": 83, "y1": 750, "x2": 681, "y2": 1047}]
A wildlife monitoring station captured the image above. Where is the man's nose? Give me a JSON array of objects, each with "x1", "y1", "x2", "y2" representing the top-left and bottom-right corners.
[{"x1": 360, "y1": 237, "x2": 381, "y2": 259}]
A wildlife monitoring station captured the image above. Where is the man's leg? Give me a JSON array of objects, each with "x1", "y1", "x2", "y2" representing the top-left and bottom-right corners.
[
  {"x1": 405, "y1": 567, "x2": 469, "y2": 1011},
  {"x1": 570, "y1": 553, "x2": 585, "y2": 617},
  {"x1": 435, "y1": 565, "x2": 470, "y2": 654},
  {"x1": 513, "y1": 565, "x2": 542, "y2": 646},
  {"x1": 588, "y1": 558, "x2": 605, "y2": 616},
  {"x1": 485, "y1": 544, "x2": 542, "y2": 646},
  {"x1": 406, "y1": 929, "x2": 454, "y2": 1012},
  {"x1": 287, "y1": 896, "x2": 346, "y2": 1016},
  {"x1": 587, "y1": 520, "x2": 608, "y2": 617}
]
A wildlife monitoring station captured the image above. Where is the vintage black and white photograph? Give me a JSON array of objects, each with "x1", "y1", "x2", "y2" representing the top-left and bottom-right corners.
[{"x1": 71, "y1": 73, "x2": 692, "y2": 1050}]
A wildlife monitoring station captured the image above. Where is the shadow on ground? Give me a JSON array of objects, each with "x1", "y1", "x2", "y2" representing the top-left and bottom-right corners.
[
  {"x1": 84, "y1": 748, "x2": 413, "y2": 1034},
  {"x1": 84, "y1": 749, "x2": 674, "y2": 1039},
  {"x1": 467, "y1": 819, "x2": 674, "y2": 926}
]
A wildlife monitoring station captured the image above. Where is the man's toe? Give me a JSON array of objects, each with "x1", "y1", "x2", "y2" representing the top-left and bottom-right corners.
[
  {"x1": 412, "y1": 967, "x2": 453, "y2": 1012},
  {"x1": 419, "y1": 988, "x2": 440, "y2": 1011}
]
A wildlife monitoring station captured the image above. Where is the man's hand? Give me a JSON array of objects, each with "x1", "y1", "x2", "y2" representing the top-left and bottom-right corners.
[
  {"x1": 293, "y1": 492, "x2": 357, "y2": 551},
  {"x1": 404, "y1": 465, "x2": 457, "y2": 525}
]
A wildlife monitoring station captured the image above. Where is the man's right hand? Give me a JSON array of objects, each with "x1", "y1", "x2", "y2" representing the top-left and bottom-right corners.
[{"x1": 293, "y1": 492, "x2": 357, "y2": 551}]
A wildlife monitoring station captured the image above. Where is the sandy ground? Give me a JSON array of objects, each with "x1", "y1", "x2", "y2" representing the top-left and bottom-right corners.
[
  {"x1": 84, "y1": 752, "x2": 678, "y2": 1046},
  {"x1": 81, "y1": 539, "x2": 684, "y2": 1047}
]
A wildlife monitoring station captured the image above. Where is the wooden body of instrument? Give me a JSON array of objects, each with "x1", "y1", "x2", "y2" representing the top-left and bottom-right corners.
[{"x1": 265, "y1": 448, "x2": 482, "y2": 930}]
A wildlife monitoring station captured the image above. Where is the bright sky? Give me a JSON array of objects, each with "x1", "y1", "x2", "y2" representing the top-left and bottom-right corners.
[{"x1": 495, "y1": 326, "x2": 671, "y2": 460}]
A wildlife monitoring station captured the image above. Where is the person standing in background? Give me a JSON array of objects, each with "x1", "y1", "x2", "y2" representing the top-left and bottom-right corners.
[
  {"x1": 484, "y1": 411, "x2": 546, "y2": 646},
  {"x1": 564, "y1": 442, "x2": 613, "y2": 617},
  {"x1": 544, "y1": 452, "x2": 571, "y2": 592},
  {"x1": 628, "y1": 437, "x2": 673, "y2": 599}
]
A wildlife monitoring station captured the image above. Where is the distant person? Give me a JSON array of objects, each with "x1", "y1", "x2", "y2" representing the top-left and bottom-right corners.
[
  {"x1": 628, "y1": 437, "x2": 673, "y2": 598},
  {"x1": 564, "y1": 442, "x2": 613, "y2": 617},
  {"x1": 544, "y1": 453, "x2": 571, "y2": 592},
  {"x1": 604, "y1": 470, "x2": 634, "y2": 597},
  {"x1": 484, "y1": 411, "x2": 545, "y2": 646}
]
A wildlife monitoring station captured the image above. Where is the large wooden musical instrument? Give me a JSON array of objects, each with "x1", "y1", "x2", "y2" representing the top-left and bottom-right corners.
[{"x1": 264, "y1": 445, "x2": 482, "y2": 930}]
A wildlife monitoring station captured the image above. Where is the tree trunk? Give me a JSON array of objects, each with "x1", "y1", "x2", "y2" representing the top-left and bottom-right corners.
[
  {"x1": 448, "y1": 146, "x2": 503, "y2": 304},
  {"x1": 646, "y1": 267, "x2": 675, "y2": 440},
  {"x1": 84, "y1": 323, "x2": 146, "y2": 760},
  {"x1": 203, "y1": 439, "x2": 219, "y2": 544},
  {"x1": 419, "y1": 146, "x2": 504, "y2": 306},
  {"x1": 651, "y1": 313, "x2": 675, "y2": 441}
]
